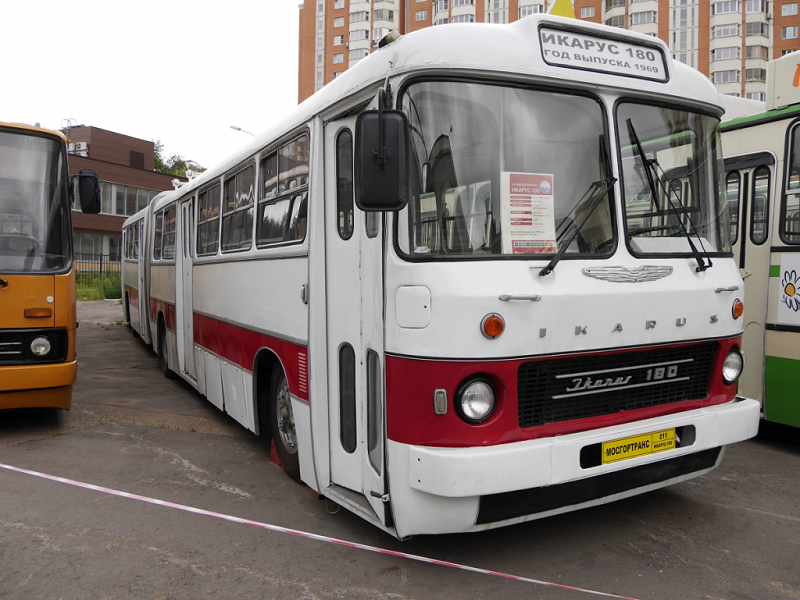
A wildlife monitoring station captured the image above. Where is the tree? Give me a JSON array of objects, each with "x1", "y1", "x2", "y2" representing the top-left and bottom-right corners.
[{"x1": 153, "y1": 140, "x2": 204, "y2": 177}]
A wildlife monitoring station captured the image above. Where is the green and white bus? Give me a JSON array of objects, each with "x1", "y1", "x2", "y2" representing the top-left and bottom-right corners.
[{"x1": 720, "y1": 52, "x2": 800, "y2": 429}]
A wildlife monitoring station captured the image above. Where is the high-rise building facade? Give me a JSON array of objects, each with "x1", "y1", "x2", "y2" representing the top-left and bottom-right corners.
[{"x1": 298, "y1": 0, "x2": 799, "y2": 103}]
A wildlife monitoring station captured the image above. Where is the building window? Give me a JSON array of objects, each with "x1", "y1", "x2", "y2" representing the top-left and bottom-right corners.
[
  {"x1": 453, "y1": 0, "x2": 474, "y2": 5},
  {"x1": 334, "y1": 0, "x2": 345, "y2": 7},
  {"x1": 713, "y1": 69, "x2": 741, "y2": 83},
  {"x1": 373, "y1": 8, "x2": 394, "y2": 20},
  {"x1": 783, "y1": 48, "x2": 800, "y2": 55},
  {"x1": 437, "y1": 0, "x2": 449, "y2": 10},
  {"x1": 630, "y1": 10, "x2": 655, "y2": 24},
  {"x1": 714, "y1": 46, "x2": 741, "y2": 60},
  {"x1": 605, "y1": 15, "x2": 625, "y2": 27},
  {"x1": 334, "y1": 16, "x2": 344, "y2": 26},
  {"x1": 333, "y1": 53, "x2": 344, "y2": 64},
  {"x1": 712, "y1": 0, "x2": 739, "y2": 14},
  {"x1": 520, "y1": 4, "x2": 544, "y2": 17},
  {"x1": 333, "y1": 35, "x2": 344, "y2": 45},
  {"x1": 605, "y1": 0, "x2": 625, "y2": 9},
  {"x1": 333, "y1": 71, "x2": 343, "y2": 79},
  {"x1": 374, "y1": 27, "x2": 391, "y2": 39},
  {"x1": 416, "y1": 9, "x2": 428, "y2": 19},
  {"x1": 452, "y1": 13, "x2": 475, "y2": 21},
  {"x1": 745, "y1": 68, "x2": 767, "y2": 82},
  {"x1": 435, "y1": 17, "x2": 449, "y2": 24},
  {"x1": 746, "y1": 91, "x2": 766, "y2": 100},
  {"x1": 349, "y1": 48, "x2": 370, "y2": 59},
  {"x1": 745, "y1": 0, "x2": 767, "y2": 12},
  {"x1": 350, "y1": 11, "x2": 369, "y2": 22},
  {"x1": 713, "y1": 24, "x2": 740, "y2": 38},
  {"x1": 746, "y1": 22, "x2": 770, "y2": 37},
  {"x1": 581, "y1": 5, "x2": 595, "y2": 17},
  {"x1": 745, "y1": 45, "x2": 769, "y2": 59},
  {"x1": 784, "y1": 26, "x2": 799, "y2": 39},
  {"x1": 350, "y1": 29, "x2": 369, "y2": 41},
  {"x1": 783, "y1": 2, "x2": 799, "y2": 15}
]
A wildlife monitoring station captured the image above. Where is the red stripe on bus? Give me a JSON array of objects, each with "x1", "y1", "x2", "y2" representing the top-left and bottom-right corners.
[
  {"x1": 386, "y1": 337, "x2": 741, "y2": 448},
  {"x1": 123, "y1": 285, "x2": 139, "y2": 309},
  {"x1": 151, "y1": 299, "x2": 176, "y2": 331},
  {"x1": 194, "y1": 313, "x2": 309, "y2": 402}
]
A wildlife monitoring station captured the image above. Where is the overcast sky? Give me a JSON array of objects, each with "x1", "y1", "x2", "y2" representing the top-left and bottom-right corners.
[{"x1": 2, "y1": 0, "x2": 301, "y2": 169}]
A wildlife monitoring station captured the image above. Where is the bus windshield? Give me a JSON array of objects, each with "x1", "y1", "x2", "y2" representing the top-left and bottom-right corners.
[
  {"x1": 617, "y1": 102, "x2": 731, "y2": 257},
  {"x1": 398, "y1": 81, "x2": 613, "y2": 258},
  {"x1": 0, "y1": 129, "x2": 70, "y2": 273}
]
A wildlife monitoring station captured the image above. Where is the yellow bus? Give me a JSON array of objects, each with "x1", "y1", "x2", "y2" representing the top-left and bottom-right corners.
[{"x1": 1, "y1": 121, "x2": 100, "y2": 411}]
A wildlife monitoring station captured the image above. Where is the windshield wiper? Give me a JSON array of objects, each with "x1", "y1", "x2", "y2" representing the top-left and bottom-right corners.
[
  {"x1": 539, "y1": 176, "x2": 616, "y2": 277},
  {"x1": 625, "y1": 119, "x2": 712, "y2": 272}
]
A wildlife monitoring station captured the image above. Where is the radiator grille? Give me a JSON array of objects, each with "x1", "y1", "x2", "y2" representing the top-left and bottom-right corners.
[
  {"x1": 518, "y1": 342, "x2": 718, "y2": 428},
  {"x1": 0, "y1": 332, "x2": 24, "y2": 362}
]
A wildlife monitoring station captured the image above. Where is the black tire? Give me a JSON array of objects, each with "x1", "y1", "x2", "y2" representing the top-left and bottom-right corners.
[
  {"x1": 269, "y1": 367, "x2": 301, "y2": 482},
  {"x1": 159, "y1": 325, "x2": 174, "y2": 379}
]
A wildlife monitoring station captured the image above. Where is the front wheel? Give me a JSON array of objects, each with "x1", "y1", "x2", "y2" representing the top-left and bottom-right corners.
[{"x1": 269, "y1": 367, "x2": 301, "y2": 482}]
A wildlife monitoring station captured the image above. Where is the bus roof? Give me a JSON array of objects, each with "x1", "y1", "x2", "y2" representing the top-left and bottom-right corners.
[
  {"x1": 152, "y1": 14, "x2": 722, "y2": 213},
  {"x1": 0, "y1": 121, "x2": 67, "y2": 142}
]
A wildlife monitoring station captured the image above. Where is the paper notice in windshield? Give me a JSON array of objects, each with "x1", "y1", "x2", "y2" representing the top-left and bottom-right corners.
[{"x1": 501, "y1": 172, "x2": 557, "y2": 254}]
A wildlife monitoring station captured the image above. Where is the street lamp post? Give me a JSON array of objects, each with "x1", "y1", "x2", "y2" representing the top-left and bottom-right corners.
[{"x1": 229, "y1": 125, "x2": 254, "y2": 137}]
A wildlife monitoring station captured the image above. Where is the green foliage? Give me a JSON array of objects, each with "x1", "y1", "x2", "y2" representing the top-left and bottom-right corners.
[
  {"x1": 76, "y1": 273, "x2": 121, "y2": 301},
  {"x1": 153, "y1": 139, "x2": 205, "y2": 178}
]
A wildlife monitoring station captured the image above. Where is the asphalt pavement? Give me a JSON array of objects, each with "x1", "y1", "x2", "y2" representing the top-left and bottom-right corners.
[{"x1": 0, "y1": 300, "x2": 798, "y2": 600}]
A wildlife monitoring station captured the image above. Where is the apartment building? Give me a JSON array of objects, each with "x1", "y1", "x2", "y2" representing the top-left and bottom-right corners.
[{"x1": 297, "y1": 0, "x2": 800, "y2": 102}]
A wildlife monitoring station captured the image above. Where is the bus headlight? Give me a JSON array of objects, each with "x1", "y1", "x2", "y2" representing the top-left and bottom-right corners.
[
  {"x1": 30, "y1": 336, "x2": 52, "y2": 357},
  {"x1": 722, "y1": 349, "x2": 744, "y2": 385},
  {"x1": 456, "y1": 378, "x2": 496, "y2": 424}
]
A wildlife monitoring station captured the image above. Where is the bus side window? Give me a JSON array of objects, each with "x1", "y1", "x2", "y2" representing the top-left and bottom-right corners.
[
  {"x1": 339, "y1": 344, "x2": 357, "y2": 453},
  {"x1": 366, "y1": 349, "x2": 383, "y2": 475},
  {"x1": 222, "y1": 165, "x2": 255, "y2": 252},
  {"x1": 336, "y1": 130, "x2": 354, "y2": 240},
  {"x1": 153, "y1": 212, "x2": 164, "y2": 261},
  {"x1": 257, "y1": 134, "x2": 310, "y2": 247},
  {"x1": 197, "y1": 184, "x2": 221, "y2": 256},
  {"x1": 751, "y1": 166, "x2": 769, "y2": 246},
  {"x1": 162, "y1": 206, "x2": 177, "y2": 260},
  {"x1": 783, "y1": 124, "x2": 800, "y2": 243},
  {"x1": 725, "y1": 171, "x2": 740, "y2": 245}
]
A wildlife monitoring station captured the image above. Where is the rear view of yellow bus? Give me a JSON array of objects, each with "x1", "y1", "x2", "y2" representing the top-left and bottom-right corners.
[{"x1": 0, "y1": 122, "x2": 100, "y2": 411}]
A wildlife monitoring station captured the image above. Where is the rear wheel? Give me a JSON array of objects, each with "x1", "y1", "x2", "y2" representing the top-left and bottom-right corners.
[
  {"x1": 270, "y1": 367, "x2": 300, "y2": 482},
  {"x1": 159, "y1": 324, "x2": 174, "y2": 379}
]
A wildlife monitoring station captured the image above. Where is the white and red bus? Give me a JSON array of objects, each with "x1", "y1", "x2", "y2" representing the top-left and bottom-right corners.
[{"x1": 123, "y1": 15, "x2": 759, "y2": 538}]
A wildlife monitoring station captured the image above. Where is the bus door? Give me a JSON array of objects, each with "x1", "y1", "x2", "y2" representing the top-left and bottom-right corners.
[
  {"x1": 725, "y1": 153, "x2": 775, "y2": 402},
  {"x1": 175, "y1": 198, "x2": 196, "y2": 380},
  {"x1": 136, "y1": 221, "x2": 146, "y2": 334},
  {"x1": 323, "y1": 116, "x2": 389, "y2": 524}
]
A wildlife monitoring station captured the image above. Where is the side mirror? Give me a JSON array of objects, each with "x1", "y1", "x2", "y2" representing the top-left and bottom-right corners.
[
  {"x1": 72, "y1": 168, "x2": 101, "y2": 214},
  {"x1": 354, "y1": 109, "x2": 409, "y2": 211}
]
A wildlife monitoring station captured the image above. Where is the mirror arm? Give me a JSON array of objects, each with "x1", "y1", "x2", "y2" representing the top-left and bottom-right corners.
[{"x1": 375, "y1": 88, "x2": 388, "y2": 166}]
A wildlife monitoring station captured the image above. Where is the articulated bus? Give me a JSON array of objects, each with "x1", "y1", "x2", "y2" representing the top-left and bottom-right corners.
[
  {"x1": 1, "y1": 122, "x2": 100, "y2": 411},
  {"x1": 123, "y1": 15, "x2": 759, "y2": 537},
  {"x1": 720, "y1": 52, "x2": 800, "y2": 430}
]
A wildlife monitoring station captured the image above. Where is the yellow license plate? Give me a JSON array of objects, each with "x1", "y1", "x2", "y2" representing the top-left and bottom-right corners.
[{"x1": 601, "y1": 428, "x2": 676, "y2": 464}]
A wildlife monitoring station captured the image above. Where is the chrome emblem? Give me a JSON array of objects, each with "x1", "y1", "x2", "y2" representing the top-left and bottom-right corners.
[{"x1": 582, "y1": 266, "x2": 673, "y2": 283}]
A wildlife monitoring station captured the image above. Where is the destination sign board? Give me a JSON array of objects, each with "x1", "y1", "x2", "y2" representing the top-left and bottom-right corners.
[{"x1": 539, "y1": 27, "x2": 668, "y2": 83}]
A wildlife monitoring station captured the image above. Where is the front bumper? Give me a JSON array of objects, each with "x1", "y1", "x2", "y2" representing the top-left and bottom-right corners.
[{"x1": 388, "y1": 397, "x2": 760, "y2": 536}]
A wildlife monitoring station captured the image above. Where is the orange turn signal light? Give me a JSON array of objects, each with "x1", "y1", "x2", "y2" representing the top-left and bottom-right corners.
[
  {"x1": 732, "y1": 299, "x2": 744, "y2": 320},
  {"x1": 481, "y1": 313, "x2": 505, "y2": 339},
  {"x1": 24, "y1": 308, "x2": 52, "y2": 318}
]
